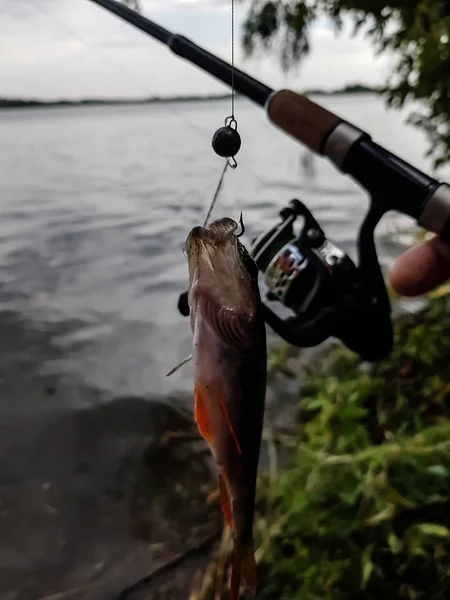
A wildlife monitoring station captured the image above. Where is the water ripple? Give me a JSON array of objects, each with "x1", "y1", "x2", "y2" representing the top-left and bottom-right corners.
[{"x1": 0, "y1": 98, "x2": 429, "y2": 409}]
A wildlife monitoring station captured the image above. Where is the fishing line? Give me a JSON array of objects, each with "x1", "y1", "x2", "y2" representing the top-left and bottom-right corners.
[
  {"x1": 202, "y1": 159, "x2": 229, "y2": 227},
  {"x1": 210, "y1": 0, "x2": 240, "y2": 169},
  {"x1": 25, "y1": 0, "x2": 260, "y2": 230},
  {"x1": 27, "y1": 0, "x2": 217, "y2": 228},
  {"x1": 204, "y1": 0, "x2": 240, "y2": 226},
  {"x1": 26, "y1": 0, "x2": 210, "y2": 144},
  {"x1": 231, "y1": 0, "x2": 235, "y2": 119}
]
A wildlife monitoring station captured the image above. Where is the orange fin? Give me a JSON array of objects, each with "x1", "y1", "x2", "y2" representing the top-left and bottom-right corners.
[
  {"x1": 196, "y1": 381, "x2": 242, "y2": 455},
  {"x1": 194, "y1": 387, "x2": 212, "y2": 443},
  {"x1": 230, "y1": 541, "x2": 257, "y2": 600},
  {"x1": 219, "y1": 474, "x2": 233, "y2": 528},
  {"x1": 217, "y1": 394, "x2": 242, "y2": 455}
]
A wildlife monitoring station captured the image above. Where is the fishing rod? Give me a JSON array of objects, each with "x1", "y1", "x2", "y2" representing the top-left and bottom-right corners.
[
  {"x1": 88, "y1": 0, "x2": 450, "y2": 362},
  {"x1": 89, "y1": 0, "x2": 450, "y2": 240}
]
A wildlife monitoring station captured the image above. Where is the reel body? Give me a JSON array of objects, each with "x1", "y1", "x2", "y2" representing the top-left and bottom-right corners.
[{"x1": 250, "y1": 199, "x2": 393, "y2": 361}]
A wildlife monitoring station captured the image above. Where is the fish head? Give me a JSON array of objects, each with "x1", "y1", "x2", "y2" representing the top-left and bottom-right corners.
[{"x1": 185, "y1": 217, "x2": 260, "y2": 344}]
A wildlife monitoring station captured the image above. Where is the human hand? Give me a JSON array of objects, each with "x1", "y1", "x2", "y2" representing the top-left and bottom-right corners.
[{"x1": 389, "y1": 236, "x2": 450, "y2": 296}]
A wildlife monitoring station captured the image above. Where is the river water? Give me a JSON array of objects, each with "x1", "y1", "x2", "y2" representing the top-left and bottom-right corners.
[
  {"x1": 0, "y1": 94, "x2": 445, "y2": 599},
  {"x1": 1, "y1": 94, "x2": 445, "y2": 403}
]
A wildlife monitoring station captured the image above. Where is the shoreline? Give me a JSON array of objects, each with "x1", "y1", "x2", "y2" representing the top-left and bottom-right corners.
[{"x1": 0, "y1": 87, "x2": 379, "y2": 111}]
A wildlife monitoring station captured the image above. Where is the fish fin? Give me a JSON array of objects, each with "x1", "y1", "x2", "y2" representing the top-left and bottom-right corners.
[
  {"x1": 217, "y1": 394, "x2": 242, "y2": 455},
  {"x1": 219, "y1": 474, "x2": 233, "y2": 528},
  {"x1": 205, "y1": 299, "x2": 253, "y2": 348},
  {"x1": 194, "y1": 387, "x2": 213, "y2": 444},
  {"x1": 197, "y1": 380, "x2": 242, "y2": 455},
  {"x1": 166, "y1": 354, "x2": 193, "y2": 377},
  {"x1": 230, "y1": 540, "x2": 257, "y2": 600}
]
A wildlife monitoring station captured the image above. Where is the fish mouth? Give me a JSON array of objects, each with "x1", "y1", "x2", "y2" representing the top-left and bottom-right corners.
[
  {"x1": 185, "y1": 217, "x2": 241, "y2": 278},
  {"x1": 185, "y1": 218, "x2": 257, "y2": 346},
  {"x1": 186, "y1": 217, "x2": 239, "y2": 252}
]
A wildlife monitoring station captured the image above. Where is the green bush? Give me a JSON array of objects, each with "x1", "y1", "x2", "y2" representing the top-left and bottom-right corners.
[{"x1": 257, "y1": 295, "x2": 450, "y2": 600}]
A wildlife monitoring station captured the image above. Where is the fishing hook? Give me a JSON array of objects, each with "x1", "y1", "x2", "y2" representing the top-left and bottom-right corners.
[{"x1": 236, "y1": 212, "x2": 245, "y2": 237}]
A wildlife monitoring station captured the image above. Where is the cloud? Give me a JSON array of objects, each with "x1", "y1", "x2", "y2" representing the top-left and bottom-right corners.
[{"x1": 0, "y1": 0, "x2": 391, "y2": 99}]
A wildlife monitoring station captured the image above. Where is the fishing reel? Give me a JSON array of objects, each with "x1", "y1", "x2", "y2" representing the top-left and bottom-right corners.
[
  {"x1": 250, "y1": 199, "x2": 393, "y2": 361},
  {"x1": 177, "y1": 198, "x2": 393, "y2": 362}
]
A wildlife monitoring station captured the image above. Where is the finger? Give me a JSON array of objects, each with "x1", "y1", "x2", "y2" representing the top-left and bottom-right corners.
[{"x1": 389, "y1": 236, "x2": 450, "y2": 297}]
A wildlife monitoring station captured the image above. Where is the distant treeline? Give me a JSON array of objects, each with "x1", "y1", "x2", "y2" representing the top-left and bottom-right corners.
[
  {"x1": 0, "y1": 94, "x2": 231, "y2": 109},
  {"x1": 305, "y1": 84, "x2": 379, "y2": 96},
  {"x1": 0, "y1": 85, "x2": 377, "y2": 110}
]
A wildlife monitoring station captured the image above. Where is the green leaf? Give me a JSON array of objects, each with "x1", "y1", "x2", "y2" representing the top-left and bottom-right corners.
[
  {"x1": 387, "y1": 533, "x2": 403, "y2": 554},
  {"x1": 382, "y1": 486, "x2": 416, "y2": 509},
  {"x1": 361, "y1": 544, "x2": 374, "y2": 588},
  {"x1": 427, "y1": 465, "x2": 449, "y2": 478},
  {"x1": 366, "y1": 504, "x2": 397, "y2": 525},
  {"x1": 414, "y1": 523, "x2": 450, "y2": 538}
]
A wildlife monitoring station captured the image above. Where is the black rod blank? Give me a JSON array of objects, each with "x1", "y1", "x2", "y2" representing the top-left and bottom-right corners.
[{"x1": 88, "y1": 0, "x2": 273, "y2": 107}]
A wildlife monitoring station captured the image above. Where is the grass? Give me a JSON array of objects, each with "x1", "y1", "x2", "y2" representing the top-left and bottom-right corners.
[{"x1": 256, "y1": 292, "x2": 450, "y2": 600}]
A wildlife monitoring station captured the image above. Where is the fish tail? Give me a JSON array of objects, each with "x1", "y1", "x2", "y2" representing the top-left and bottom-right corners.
[{"x1": 229, "y1": 539, "x2": 257, "y2": 600}]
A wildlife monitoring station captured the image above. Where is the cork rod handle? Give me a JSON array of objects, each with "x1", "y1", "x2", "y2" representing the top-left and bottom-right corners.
[{"x1": 266, "y1": 90, "x2": 341, "y2": 154}]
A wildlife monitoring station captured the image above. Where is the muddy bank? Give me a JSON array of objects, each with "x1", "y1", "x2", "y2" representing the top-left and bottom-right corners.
[{"x1": 0, "y1": 388, "x2": 222, "y2": 600}]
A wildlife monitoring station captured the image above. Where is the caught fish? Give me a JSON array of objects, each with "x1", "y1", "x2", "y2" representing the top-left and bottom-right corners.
[{"x1": 185, "y1": 216, "x2": 267, "y2": 599}]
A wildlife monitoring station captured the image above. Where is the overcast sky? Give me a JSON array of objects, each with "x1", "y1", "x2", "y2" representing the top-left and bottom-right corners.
[{"x1": 1, "y1": 0, "x2": 392, "y2": 99}]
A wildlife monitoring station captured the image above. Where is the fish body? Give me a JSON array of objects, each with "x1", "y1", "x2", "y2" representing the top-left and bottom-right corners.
[{"x1": 185, "y1": 217, "x2": 267, "y2": 598}]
